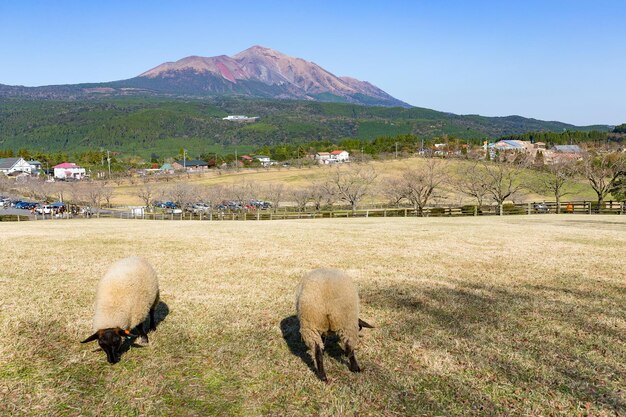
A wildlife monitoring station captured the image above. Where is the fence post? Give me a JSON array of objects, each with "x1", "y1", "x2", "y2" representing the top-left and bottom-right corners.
[
  {"x1": 474, "y1": 206, "x2": 478, "y2": 216},
  {"x1": 257, "y1": 211, "x2": 260, "y2": 221},
  {"x1": 404, "y1": 208, "x2": 407, "y2": 217},
  {"x1": 527, "y1": 203, "x2": 531, "y2": 215},
  {"x1": 588, "y1": 202, "x2": 592, "y2": 215},
  {"x1": 366, "y1": 210, "x2": 369, "y2": 218}
]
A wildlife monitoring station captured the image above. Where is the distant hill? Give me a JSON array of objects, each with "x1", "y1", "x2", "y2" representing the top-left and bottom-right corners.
[
  {"x1": 0, "y1": 97, "x2": 609, "y2": 158},
  {"x1": 0, "y1": 45, "x2": 408, "y2": 107}
]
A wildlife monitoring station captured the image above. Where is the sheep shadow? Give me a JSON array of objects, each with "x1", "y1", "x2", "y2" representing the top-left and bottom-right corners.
[
  {"x1": 279, "y1": 315, "x2": 348, "y2": 380},
  {"x1": 113, "y1": 301, "x2": 170, "y2": 361}
]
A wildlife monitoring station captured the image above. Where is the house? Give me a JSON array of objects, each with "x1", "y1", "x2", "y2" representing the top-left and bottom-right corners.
[
  {"x1": 494, "y1": 140, "x2": 527, "y2": 151},
  {"x1": 240, "y1": 155, "x2": 254, "y2": 163},
  {"x1": 329, "y1": 150, "x2": 350, "y2": 163},
  {"x1": 315, "y1": 152, "x2": 331, "y2": 164},
  {"x1": 53, "y1": 162, "x2": 86, "y2": 180},
  {"x1": 253, "y1": 155, "x2": 272, "y2": 167},
  {"x1": 553, "y1": 145, "x2": 582, "y2": 154},
  {"x1": 550, "y1": 144, "x2": 583, "y2": 164},
  {"x1": 0, "y1": 157, "x2": 33, "y2": 175},
  {"x1": 160, "y1": 163, "x2": 174, "y2": 174},
  {"x1": 315, "y1": 150, "x2": 350, "y2": 164},
  {"x1": 172, "y1": 159, "x2": 209, "y2": 171},
  {"x1": 53, "y1": 162, "x2": 87, "y2": 179},
  {"x1": 27, "y1": 160, "x2": 43, "y2": 174}
]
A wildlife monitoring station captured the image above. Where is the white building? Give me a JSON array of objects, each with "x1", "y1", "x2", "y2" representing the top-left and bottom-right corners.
[
  {"x1": 53, "y1": 162, "x2": 87, "y2": 180},
  {"x1": 253, "y1": 155, "x2": 272, "y2": 167},
  {"x1": 222, "y1": 115, "x2": 259, "y2": 122},
  {"x1": 329, "y1": 150, "x2": 349, "y2": 163},
  {"x1": 0, "y1": 157, "x2": 33, "y2": 175},
  {"x1": 315, "y1": 150, "x2": 350, "y2": 164}
]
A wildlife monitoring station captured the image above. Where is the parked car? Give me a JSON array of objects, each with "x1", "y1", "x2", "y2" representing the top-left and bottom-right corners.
[
  {"x1": 186, "y1": 203, "x2": 211, "y2": 214},
  {"x1": 35, "y1": 204, "x2": 53, "y2": 214},
  {"x1": 533, "y1": 203, "x2": 550, "y2": 214},
  {"x1": 15, "y1": 201, "x2": 36, "y2": 210}
]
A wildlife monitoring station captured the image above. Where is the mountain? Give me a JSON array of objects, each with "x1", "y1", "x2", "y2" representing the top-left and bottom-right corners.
[
  {"x1": 0, "y1": 46, "x2": 409, "y2": 107},
  {"x1": 0, "y1": 97, "x2": 610, "y2": 158}
]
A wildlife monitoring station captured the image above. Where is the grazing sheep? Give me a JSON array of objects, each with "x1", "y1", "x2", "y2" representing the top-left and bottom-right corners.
[
  {"x1": 81, "y1": 257, "x2": 160, "y2": 364},
  {"x1": 295, "y1": 268, "x2": 373, "y2": 382}
]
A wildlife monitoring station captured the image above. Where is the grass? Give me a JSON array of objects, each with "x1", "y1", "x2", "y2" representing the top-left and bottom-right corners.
[
  {"x1": 0, "y1": 216, "x2": 624, "y2": 416},
  {"x1": 110, "y1": 157, "x2": 598, "y2": 206}
]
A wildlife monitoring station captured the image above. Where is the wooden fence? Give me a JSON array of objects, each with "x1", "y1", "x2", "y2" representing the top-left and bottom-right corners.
[{"x1": 27, "y1": 200, "x2": 623, "y2": 222}]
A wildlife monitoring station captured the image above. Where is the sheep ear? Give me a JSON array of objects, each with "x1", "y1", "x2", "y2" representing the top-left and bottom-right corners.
[
  {"x1": 358, "y1": 319, "x2": 374, "y2": 330},
  {"x1": 81, "y1": 332, "x2": 99, "y2": 343}
]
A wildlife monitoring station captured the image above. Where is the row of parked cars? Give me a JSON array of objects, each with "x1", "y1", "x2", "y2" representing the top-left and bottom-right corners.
[{"x1": 151, "y1": 200, "x2": 273, "y2": 214}]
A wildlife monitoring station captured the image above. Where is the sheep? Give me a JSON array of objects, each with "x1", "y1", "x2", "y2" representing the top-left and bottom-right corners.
[
  {"x1": 295, "y1": 268, "x2": 373, "y2": 382},
  {"x1": 80, "y1": 256, "x2": 160, "y2": 364}
]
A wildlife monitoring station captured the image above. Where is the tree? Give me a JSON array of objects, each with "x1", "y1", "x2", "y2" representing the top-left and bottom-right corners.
[
  {"x1": 536, "y1": 161, "x2": 575, "y2": 213},
  {"x1": 308, "y1": 180, "x2": 336, "y2": 211},
  {"x1": 581, "y1": 152, "x2": 626, "y2": 207},
  {"x1": 167, "y1": 182, "x2": 198, "y2": 212},
  {"x1": 609, "y1": 171, "x2": 626, "y2": 201},
  {"x1": 136, "y1": 180, "x2": 156, "y2": 209},
  {"x1": 379, "y1": 177, "x2": 406, "y2": 208},
  {"x1": 290, "y1": 188, "x2": 311, "y2": 212},
  {"x1": 330, "y1": 165, "x2": 377, "y2": 214},
  {"x1": 397, "y1": 159, "x2": 447, "y2": 216},
  {"x1": 453, "y1": 162, "x2": 489, "y2": 207},
  {"x1": 263, "y1": 183, "x2": 285, "y2": 213},
  {"x1": 481, "y1": 162, "x2": 525, "y2": 215}
]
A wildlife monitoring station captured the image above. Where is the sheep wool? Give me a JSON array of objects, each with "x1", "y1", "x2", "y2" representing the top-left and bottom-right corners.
[
  {"x1": 296, "y1": 268, "x2": 360, "y2": 352},
  {"x1": 92, "y1": 257, "x2": 159, "y2": 332}
]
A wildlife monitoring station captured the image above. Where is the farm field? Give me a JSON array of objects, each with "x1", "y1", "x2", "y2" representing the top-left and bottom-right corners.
[
  {"x1": 109, "y1": 157, "x2": 597, "y2": 206},
  {"x1": 0, "y1": 216, "x2": 625, "y2": 416}
]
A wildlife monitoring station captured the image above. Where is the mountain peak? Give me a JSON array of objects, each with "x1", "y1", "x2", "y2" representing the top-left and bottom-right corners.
[{"x1": 134, "y1": 46, "x2": 408, "y2": 107}]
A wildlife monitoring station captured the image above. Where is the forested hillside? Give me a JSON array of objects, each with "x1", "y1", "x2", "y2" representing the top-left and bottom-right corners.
[{"x1": 0, "y1": 97, "x2": 609, "y2": 158}]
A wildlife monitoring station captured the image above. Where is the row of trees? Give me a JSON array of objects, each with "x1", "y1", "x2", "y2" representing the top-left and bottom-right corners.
[{"x1": 2, "y1": 152, "x2": 624, "y2": 216}]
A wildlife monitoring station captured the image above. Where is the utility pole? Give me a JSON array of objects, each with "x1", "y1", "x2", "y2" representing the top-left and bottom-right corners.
[
  {"x1": 395, "y1": 142, "x2": 398, "y2": 159},
  {"x1": 235, "y1": 149, "x2": 238, "y2": 171},
  {"x1": 107, "y1": 150, "x2": 111, "y2": 177},
  {"x1": 183, "y1": 149, "x2": 187, "y2": 171}
]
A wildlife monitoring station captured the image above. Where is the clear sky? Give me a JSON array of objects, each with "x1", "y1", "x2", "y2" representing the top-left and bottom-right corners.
[{"x1": 1, "y1": 1, "x2": 624, "y2": 126}]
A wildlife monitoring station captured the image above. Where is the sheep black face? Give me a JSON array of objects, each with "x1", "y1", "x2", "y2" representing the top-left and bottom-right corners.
[{"x1": 81, "y1": 328, "x2": 136, "y2": 364}]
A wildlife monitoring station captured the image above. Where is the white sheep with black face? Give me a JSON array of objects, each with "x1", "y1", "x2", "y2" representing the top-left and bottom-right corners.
[
  {"x1": 81, "y1": 257, "x2": 160, "y2": 364},
  {"x1": 295, "y1": 268, "x2": 373, "y2": 382}
]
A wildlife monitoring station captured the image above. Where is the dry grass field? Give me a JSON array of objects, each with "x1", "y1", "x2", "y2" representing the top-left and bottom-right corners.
[
  {"x1": 110, "y1": 158, "x2": 596, "y2": 206},
  {"x1": 0, "y1": 216, "x2": 624, "y2": 416}
]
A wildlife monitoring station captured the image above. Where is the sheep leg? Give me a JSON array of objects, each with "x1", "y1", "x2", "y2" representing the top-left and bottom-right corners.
[
  {"x1": 149, "y1": 306, "x2": 157, "y2": 332},
  {"x1": 315, "y1": 344, "x2": 328, "y2": 382},
  {"x1": 345, "y1": 344, "x2": 361, "y2": 373},
  {"x1": 136, "y1": 323, "x2": 149, "y2": 344}
]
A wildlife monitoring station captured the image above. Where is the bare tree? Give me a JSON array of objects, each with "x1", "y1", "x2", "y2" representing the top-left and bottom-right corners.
[
  {"x1": 263, "y1": 183, "x2": 285, "y2": 213},
  {"x1": 330, "y1": 165, "x2": 377, "y2": 214},
  {"x1": 167, "y1": 182, "x2": 198, "y2": 212},
  {"x1": 398, "y1": 159, "x2": 448, "y2": 216},
  {"x1": 100, "y1": 182, "x2": 113, "y2": 208},
  {"x1": 290, "y1": 188, "x2": 311, "y2": 212},
  {"x1": 308, "y1": 180, "x2": 336, "y2": 211},
  {"x1": 481, "y1": 162, "x2": 525, "y2": 215},
  {"x1": 18, "y1": 177, "x2": 49, "y2": 202},
  {"x1": 580, "y1": 152, "x2": 626, "y2": 207},
  {"x1": 80, "y1": 181, "x2": 109, "y2": 217},
  {"x1": 229, "y1": 181, "x2": 256, "y2": 207},
  {"x1": 453, "y1": 162, "x2": 489, "y2": 207},
  {"x1": 379, "y1": 177, "x2": 406, "y2": 208},
  {"x1": 535, "y1": 161, "x2": 575, "y2": 213},
  {"x1": 136, "y1": 180, "x2": 157, "y2": 209}
]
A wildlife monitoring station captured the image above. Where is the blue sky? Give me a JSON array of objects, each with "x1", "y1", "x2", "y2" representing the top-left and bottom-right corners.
[{"x1": 1, "y1": 1, "x2": 624, "y2": 125}]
